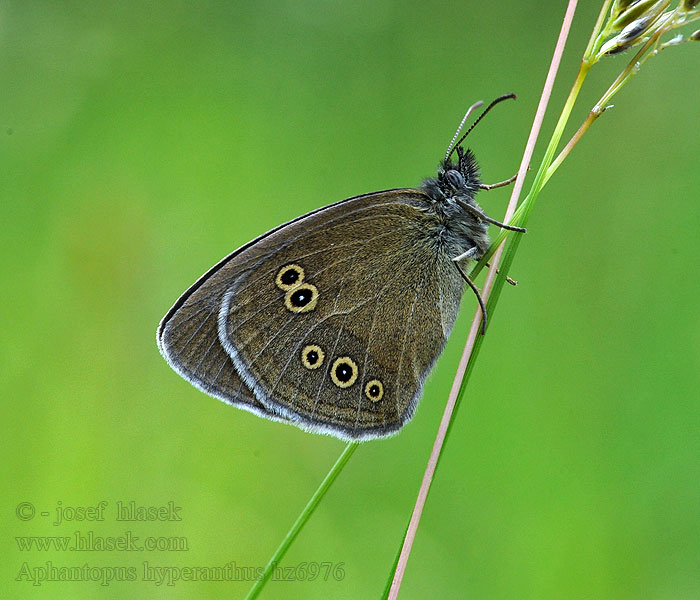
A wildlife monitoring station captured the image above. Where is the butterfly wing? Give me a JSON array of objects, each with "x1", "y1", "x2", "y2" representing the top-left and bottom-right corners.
[
  {"x1": 210, "y1": 189, "x2": 465, "y2": 440},
  {"x1": 157, "y1": 252, "x2": 288, "y2": 422},
  {"x1": 157, "y1": 191, "x2": 402, "y2": 422}
]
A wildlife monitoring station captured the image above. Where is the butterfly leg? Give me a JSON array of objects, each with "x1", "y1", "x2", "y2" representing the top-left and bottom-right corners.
[
  {"x1": 456, "y1": 200, "x2": 527, "y2": 233},
  {"x1": 452, "y1": 249, "x2": 487, "y2": 335},
  {"x1": 478, "y1": 173, "x2": 518, "y2": 190},
  {"x1": 479, "y1": 164, "x2": 531, "y2": 191}
]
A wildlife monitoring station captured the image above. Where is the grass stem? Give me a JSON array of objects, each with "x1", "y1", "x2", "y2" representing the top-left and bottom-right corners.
[{"x1": 244, "y1": 441, "x2": 359, "y2": 600}]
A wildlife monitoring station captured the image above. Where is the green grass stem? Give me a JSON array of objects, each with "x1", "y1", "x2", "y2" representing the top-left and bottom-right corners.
[{"x1": 244, "y1": 441, "x2": 359, "y2": 600}]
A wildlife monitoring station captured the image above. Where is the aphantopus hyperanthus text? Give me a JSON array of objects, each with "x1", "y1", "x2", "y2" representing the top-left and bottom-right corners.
[{"x1": 157, "y1": 94, "x2": 525, "y2": 441}]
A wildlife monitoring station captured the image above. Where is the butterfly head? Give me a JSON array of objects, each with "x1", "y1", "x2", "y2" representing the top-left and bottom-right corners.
[{"x1": 423, "y1": 146, "x2": 481, "y2": 206}]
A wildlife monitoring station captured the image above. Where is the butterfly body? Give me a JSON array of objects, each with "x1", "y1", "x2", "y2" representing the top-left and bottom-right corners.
[{"x1": 422, "y1": 147, "x2": 490, "y2": 260}]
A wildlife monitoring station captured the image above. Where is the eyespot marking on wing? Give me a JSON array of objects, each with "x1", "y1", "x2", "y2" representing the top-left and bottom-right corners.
[
  {"x1": 330, "y1": 356, "x2": 358, "y2": 388},
  {"x1": 275, "y1": 264, "x2": 305, "y2": 290},
  {"x1": 364, "y1": 379, "x2": 384, "y2": 402},
  {"x1": 284, "y1": 283, "x2": 319, "y2": 313},
  {"x1": 301, "y1": 344, "x2": 325, "y2": 370}
]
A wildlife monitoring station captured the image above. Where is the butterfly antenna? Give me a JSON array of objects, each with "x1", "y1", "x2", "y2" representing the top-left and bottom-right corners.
[
  {"x1": 444, "y1": 101, "x2": 483, "y2": 164},
  {"x1": 446, "y1": 93, "x2": 517, "y2": 163}
]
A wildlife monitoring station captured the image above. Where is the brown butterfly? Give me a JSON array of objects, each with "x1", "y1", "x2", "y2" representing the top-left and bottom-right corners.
[{"x1": 157, "y1": 94, "x2": 524, "y2": 441}]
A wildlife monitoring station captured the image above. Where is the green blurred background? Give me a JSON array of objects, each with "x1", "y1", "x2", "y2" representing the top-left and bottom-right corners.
[{"x1": 3, "y1": 1, "x2": 699, "y2": 598}]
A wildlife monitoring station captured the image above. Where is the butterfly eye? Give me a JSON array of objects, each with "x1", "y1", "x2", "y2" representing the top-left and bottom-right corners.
[
  {"x1": 301, "y1": 344, "x2": 324, "y2": 370},
  {"x1": 284, "y1": 283, "x2": 319, "y2": 313},
  {"x1": 330, "y1": 357, "x2": 358, "y2": 388},
  {"x1": 364, "y1": 379, "x2": 384, "y2": 402},
  {"x1": 276, "y1": 264, "x2": 305, "y2": 291},
  {"x1": 445, "y1": 169, "x2": 465, "y2": 188}
]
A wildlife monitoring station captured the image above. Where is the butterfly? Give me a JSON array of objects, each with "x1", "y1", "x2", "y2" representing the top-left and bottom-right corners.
[{"x1": 157, "y1": 94, "x2": 524, "y2": 441}]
